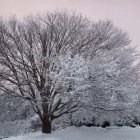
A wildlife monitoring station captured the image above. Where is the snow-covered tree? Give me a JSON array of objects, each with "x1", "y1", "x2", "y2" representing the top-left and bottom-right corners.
[
  {"x1": 0, "y1": 11, "x2": 132, "y2": 133},
  {"x1": 71, "y1": 47, "x2": 140, "y2": 126},
  {"x1": 0, "y1": 12, "x2": 89, "y2": 133}
]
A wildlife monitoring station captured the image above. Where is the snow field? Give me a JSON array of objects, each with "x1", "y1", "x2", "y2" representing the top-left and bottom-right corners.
[{"x1": 5, "y1": 126, "x2": 140, "y2": 140}]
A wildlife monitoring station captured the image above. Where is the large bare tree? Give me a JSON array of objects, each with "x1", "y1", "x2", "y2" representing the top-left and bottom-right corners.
[{"x1": 0, "y1": 11, "x2": 130, "y2": 133}]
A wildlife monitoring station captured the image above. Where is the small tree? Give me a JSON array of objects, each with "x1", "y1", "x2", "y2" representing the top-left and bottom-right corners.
[{"x1": 0, "y1": 11, "x2": 130, "y2": 133}]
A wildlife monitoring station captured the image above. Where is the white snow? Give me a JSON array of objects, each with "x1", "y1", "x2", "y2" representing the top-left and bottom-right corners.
[{"x1": 4, "y1": 126, "x2": 140, "y2": 140}]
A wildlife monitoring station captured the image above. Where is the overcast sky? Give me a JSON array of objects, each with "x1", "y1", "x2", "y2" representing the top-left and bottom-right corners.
[{"x1": 0, "y1": 0, "x2": 140, "y2": 47}]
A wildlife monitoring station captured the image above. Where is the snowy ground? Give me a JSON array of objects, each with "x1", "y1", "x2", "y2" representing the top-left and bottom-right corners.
[{"x1": 4, "y1": 126, "x2": 140, "y2": 140}]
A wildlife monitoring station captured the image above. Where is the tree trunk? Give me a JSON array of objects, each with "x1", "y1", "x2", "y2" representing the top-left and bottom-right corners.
[
  {"x1": 41, "y1": 89, "x2": 52, "y2": 133},
  {"x1": 42, "y1": 116, "x2": 52, "y2": 134}
]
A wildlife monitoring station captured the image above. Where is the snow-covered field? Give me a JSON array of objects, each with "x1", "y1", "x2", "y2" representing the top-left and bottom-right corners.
[{"x1": 4, "y1": 126, "x2": 140, "y2": 140}]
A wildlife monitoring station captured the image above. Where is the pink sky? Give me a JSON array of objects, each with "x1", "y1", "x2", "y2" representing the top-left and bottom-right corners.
[{"x1": 0, "y1": 0, "x2": 140, "y2": 47}]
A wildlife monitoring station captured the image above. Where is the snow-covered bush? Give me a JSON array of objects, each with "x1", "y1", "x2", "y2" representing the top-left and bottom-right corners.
[
  {"x1": 133, "y1": 116, "x2": 140, "y2": 125},
  {"x1": 101, "y1": 121, "x2": 110, "y2": 128},
  {"x1": 29, "y1": 116, "x2": 42, "y2": 132},
  {"x1": 0, "y1": 94, "x2": 34, "y2": 122},
  {"x1": 115, "y1": 116, "x2": 136, "y2": 127},
  {"x1": 0, "y1": 120, "x2": 31, "y2": 139}
]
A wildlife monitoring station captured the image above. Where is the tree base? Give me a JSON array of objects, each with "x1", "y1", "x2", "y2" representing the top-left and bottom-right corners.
[{"x1": 42, "y1": 118, "x2": 52, "y2": 134}]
